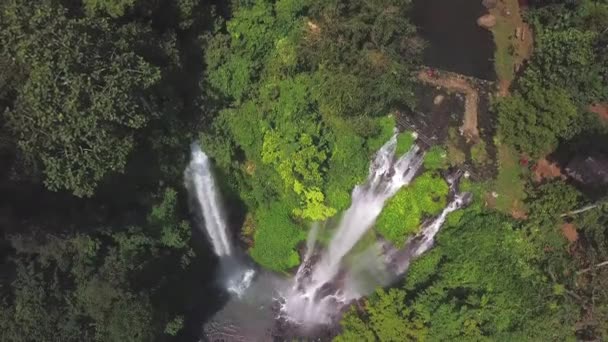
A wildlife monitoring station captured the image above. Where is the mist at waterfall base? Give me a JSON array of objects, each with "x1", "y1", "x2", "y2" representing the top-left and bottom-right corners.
[{"x1": 185, "y1": 136, "x2": 471, "y2": 340}]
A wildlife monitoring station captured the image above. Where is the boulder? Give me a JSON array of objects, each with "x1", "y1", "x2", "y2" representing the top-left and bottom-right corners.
[
  {"x1": 433, "y1": 94, "x2": 445, "y2": 105},
  {"x1": 477, "y1": 14, "x2": 497, "y2": 29}
]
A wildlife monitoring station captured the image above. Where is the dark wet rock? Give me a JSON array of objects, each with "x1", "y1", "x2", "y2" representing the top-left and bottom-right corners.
[{"x1": 565, "y1": 154, "x2": 608, "y2": 186}]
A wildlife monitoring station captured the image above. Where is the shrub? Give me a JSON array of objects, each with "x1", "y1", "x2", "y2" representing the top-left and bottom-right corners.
[
  {"x1": 250, "y1": 202, "x2": 305, "y2": 272},
  {"x1": 376, "y1": 172, "x2": 448, "y2": 246},
  {"x1": 424, "y1": 146, "x2": 448, "y2": 170},
  {"x1": 366, "y1": 116, "x2": 396, "y2": 153},
  {"x1": 395, "y1": 131, "x2": 415, "y2": 156},
  {"x1": 471, "y1": 140, "x2": 490, "y2": 166}
]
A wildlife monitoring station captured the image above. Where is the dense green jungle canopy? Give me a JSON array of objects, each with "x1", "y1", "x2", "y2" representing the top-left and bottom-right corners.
[{"x1": 0, "y1": 0, "x2": 607, "y2": 341}]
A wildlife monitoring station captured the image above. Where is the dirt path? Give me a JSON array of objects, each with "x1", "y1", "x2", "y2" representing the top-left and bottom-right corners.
[{"x1": 417, "y1": 69, "x2": 479, "y2": 141}]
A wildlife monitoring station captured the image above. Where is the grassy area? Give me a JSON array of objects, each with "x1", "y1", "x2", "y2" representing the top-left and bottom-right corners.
[
  {"x1": 447, "y1": 127, "x2": 466, "y2": 166},
  {"x1": 489, "y1": 0, "x2": 533, "y2": 91},
  {"x1": 494, "y1": 144, "x2": 527, "y2": 216},
  {"x1": 471, "y1": 140, "x2": 490, "y2": 166},
  {"x1": 250, "y1": 202, "x2": 307, "y2": 272},
  {"x1": 375, "y1": 172, "x2": 448, "y2": 247},
  {"x1": 424, "y1": 145, "x2": 448, "y2": 170},
  {"x1": 491, "y1": 18, "x2": 516, "y2": 83}
]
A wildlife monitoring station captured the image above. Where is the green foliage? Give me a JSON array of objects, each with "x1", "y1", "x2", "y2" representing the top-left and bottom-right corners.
[
  {"x1": 526, "y1": 181, "x2": 582, "y2": 249},
  {"x1": 403, "y1": 248, "x2": 442, "y2": 290},
  {"x1": 334, "y1": 307, "x2": 376, "y2": 342},
  {"x1": 0, "y1": 0, "x2": 161, "y2": 196},
  {"x1": 335, "y1": 289, "x2": 426, "y2": 342},
  {"x1": 424, "y1": 145, "x2": 448, "y2": 170},
  {"x1": 202, "y1": 0, "x2": 422, "y2": 244},
  {"x1": 494, "y1": 144, "x2": 527, "y2": 214},
  {"x1": 1, "y1": 232, "x2": 154, "y2": 341},
  {"x1": 568, "y1": 205, "x2": 608, "y2": 339},
  {"x1": 446, "y1": 127, "x2": 466, "y2": 166},
  {"x1": 496, "y1": 85, "x2": 578, "y2": 157},
  {"x1": 366, "y1": 116, "x2": 397, "y2": 153},
  {"x1": 249, "y1": 202, "x2": 305, "y2": 272},
  {"x1": 470, "y1": 140, "x2": 490, "y2": 166},
  {"x1": 340, "y1": 212, "x2": 571, "y2": 341},
  {"x1": 0, "y1": 187, "x2": 195, "y2": 341},
  {"x1": 325, "y1": 118, "x2": 369, "y2": 211},
  {"x1": 395, "y1": 131, "x2": 415, "y2": 156},
  {"x1": 521, "y1": 21, "x2": 605, "y2": 105},
  {"x1": 83, "y1": 0, "x2": 136, "y2": 17},
  {"x1": 164, "y1": 315, "x2": 184, "y2": 336},
  {"x1": 302, "y1": 0, "x2": 422, "y2": 116},
  {"x1": 376, "y1": 172, "x2": 448, "y2": 246},
  {"x1": 148, "y1": 188, "x2": 192, "y2": 251}
]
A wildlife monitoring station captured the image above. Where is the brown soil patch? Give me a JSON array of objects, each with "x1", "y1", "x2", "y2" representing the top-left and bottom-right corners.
[
  {"x1": 510, "y1": 202, "x2": 528, "y2": 220},
  {"x1": 478, "y1": 14, "x2": 497, "y2": 29},
  {"x1": 533, "y1": 158, "x2": 564, "y2": 182},
  {"x1": 497, "y1": 79, "x2": 511, "y2": 97},
  {"x1": 589, "y1": 103, "x2": 608, "y2": 122},
  {"x1": 484, "y1": 192, "x2": 497, "y2": 208},
  {"x1": 417, "y1": 69, "x2": 479, "y2": 141},
  {"x1": 307, "y1": 21, "x2": 320, "y2": 34},
  {"x1": 243, "y1": 160, "x2": 256, "y2": 175},
  {"x1": 562, "y1": 223, "x2": 579, "y2": 243}
]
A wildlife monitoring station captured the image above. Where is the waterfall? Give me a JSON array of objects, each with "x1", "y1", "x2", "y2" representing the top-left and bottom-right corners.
[
  {"x1": 279, "y1": 136, "x2": 427, "y2": 324},
  {"x1": 185, "y1": 143, "x2": 254, "y2": 298},
  {"x1": 186, "y1": 143, "x2": 233, "y2": 256},
  {"x1": 312, "y1": 135, "x2": 423, "y2": 286},
  {"x1": 188, "y1": 135, "x2": 472, "y2": 336}
]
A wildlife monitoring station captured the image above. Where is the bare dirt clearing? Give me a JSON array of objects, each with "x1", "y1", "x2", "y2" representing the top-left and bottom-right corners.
[{"x1": 533, "y1": 158, "x2": 564, "y2": 182}]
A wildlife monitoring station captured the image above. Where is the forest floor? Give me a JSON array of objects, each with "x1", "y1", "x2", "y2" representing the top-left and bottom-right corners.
[
  {"x1": 417, "y1": 69, "x2": 480, "y2": 141},
  {"x1": 489, "y1": 0, "x2": 534, "y2": 96}
]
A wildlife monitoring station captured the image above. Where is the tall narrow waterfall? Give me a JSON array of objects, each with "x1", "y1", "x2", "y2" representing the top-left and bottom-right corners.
[
  {"x1": 185, "y1": 143, "x2": 254, "y2": 297},
  {"x1": 186, "y1": 144, "x2": 233, "y2": 256}
]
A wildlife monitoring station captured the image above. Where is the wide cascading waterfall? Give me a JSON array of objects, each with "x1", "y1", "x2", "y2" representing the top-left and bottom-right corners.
[
  {"x1": 279, "y1": 135, "x2": 425, "y2": 325},
  {"x1": 185, "y1": 143, "x2": 254, "y2": 297},
  {"x1": 317, "y1": 136, "x2": 423, "y2": 283}
]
